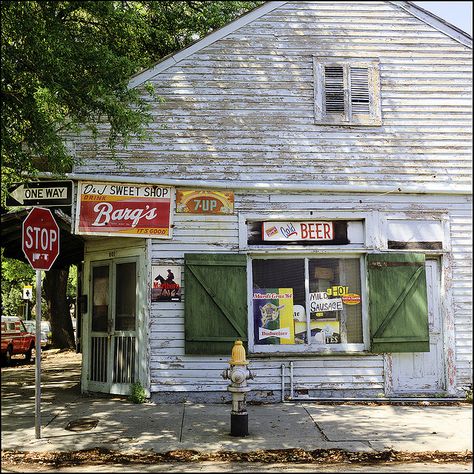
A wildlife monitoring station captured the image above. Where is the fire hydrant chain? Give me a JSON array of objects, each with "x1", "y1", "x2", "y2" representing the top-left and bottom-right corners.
[{"x1": 221, "y1": 340, "x2": 255, "y2": 437}]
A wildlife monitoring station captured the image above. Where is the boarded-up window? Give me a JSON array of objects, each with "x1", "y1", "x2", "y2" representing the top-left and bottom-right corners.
[
  {"x1": 314, "y1": 58, "x2": 381, "y2": 126},
  {"x1": 367, "y1": 253, "x2": 429, "y2": 353},
  {"x1": 184, "y1": 253, "x2": 247, "y2": 355}
]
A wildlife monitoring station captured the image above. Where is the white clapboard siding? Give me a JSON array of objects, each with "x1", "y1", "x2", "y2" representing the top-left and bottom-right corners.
[
  {"x1": 70, "y1": 2, "x2": 471, "y2": 396},
  {"x1": 73, "y1": 1, "x2": 472, "y2": 192},
  {"x1": 147, "y1": 191, "x2": 472, "y2": 396},
  {"x1": 450, "y1": 210, "x2": 473, "y2": 387}
]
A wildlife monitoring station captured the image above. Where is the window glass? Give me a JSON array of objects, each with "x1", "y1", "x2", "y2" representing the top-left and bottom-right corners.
[
  {"x1": 115, "y1": 262, "x2": 136, "y2": 331},
  {"x1": 92, "y1": 265, "x2": 109, "y2": 332},
  {"x1": 309, "y1": 258, "x2": 362, "y2": 345},
  {"x1": 252, "y1": 257, "x2": 363, "y2": 348}
]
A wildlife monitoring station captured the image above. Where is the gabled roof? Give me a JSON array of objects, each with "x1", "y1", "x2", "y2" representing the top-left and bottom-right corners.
[
  {"x1": 394, "y1": 1, "x2": 472, "y2": 45},
  {"x1": 129, "y1": 0, "x2": 472, "y2": 89}
]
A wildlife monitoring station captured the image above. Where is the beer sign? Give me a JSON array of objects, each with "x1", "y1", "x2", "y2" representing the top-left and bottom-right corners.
[{"x1": 262, "y1": 221, "x2": 334, "y2": 242}]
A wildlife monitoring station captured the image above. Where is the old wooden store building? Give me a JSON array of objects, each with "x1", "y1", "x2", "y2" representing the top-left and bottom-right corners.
[{"x1": 66, "y1": 1, "x2": 472, "y2": 402}]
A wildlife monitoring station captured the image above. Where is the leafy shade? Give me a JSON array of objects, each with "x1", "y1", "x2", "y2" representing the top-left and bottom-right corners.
[{"x1": 1, "y1": 1, "x2": 262, "y2": 193}]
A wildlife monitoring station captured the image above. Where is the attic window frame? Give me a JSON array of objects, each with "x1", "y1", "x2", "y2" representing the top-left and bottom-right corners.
[{"x1": 314, "y1": 57, "x2": 382, "y2": 126}]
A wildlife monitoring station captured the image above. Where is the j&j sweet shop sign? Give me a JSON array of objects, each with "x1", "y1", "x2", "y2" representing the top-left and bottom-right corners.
[
  {"x1": 75, "y1": 182, "x2": 173, "y2": 238},
  {"x1": 262, "y1": 221, "x2": 334, "y2": 242}
]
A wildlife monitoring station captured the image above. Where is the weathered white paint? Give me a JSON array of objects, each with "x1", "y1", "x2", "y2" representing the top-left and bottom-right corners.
[
  {"x1": 144, "y1": 192, "x2": 471, "y2": 399},
  {"x1": 72, "y1": 1, "x2": 472, "y2": 194},
  {"x1": 71, "y1": 1, "x2": 472, "y2": 400}
]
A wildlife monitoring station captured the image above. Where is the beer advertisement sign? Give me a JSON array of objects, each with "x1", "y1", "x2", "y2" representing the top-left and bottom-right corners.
[
  {"x1": 75, "y1": 182, "x2": 174, "y2": 238},
  {"x1": 262, "y1": 221, "x2": 334, "y2": 242}
]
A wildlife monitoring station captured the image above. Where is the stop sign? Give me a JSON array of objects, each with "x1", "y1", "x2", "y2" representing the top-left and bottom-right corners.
[{"x1": 22, "y1": 207, "x2": 60, "y2": 271}]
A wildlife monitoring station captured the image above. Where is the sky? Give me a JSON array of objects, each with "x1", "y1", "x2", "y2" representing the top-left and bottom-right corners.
[{"x1": 412, "y1": 1, "x2": 472, "y2": 35}]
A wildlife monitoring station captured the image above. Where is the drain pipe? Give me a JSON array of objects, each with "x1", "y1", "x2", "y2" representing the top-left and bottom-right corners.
[
  {"x1": 281, "y1": 364, "x2": 285, "y2": 402},
  {"x1": 289, "y1": 361, "x2": 294, "y2": 399}
]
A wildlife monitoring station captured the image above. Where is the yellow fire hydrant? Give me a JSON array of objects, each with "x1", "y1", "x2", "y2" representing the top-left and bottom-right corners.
[{"x1": 221, "y1": 340, "x2": 255, "y2": 436}]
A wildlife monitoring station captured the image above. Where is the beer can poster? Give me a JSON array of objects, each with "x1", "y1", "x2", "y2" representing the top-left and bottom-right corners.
[
  {"x1": 152, "y1": 265, "x2": 181, "y2": 302},
  {"x1": 253, "y1": 288, "x2": 294, "y2": 345},
  {"x1": 75, "y1": 182, "x2": 173, "y2": 238}
]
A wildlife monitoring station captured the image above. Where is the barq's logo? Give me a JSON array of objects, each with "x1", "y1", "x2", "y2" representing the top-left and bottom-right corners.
[{"x1": 91, "y1": 202, "x2": 158, "y2": 227}]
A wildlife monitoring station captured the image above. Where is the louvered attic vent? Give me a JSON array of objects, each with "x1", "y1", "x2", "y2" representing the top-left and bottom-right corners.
[
  {"x1": 325, "y1": 66, "x2": 345, "y2": 114},
  {"x1": 314, "y1": 58, "x2": 381, "y2": 126},
  {"x1": 350, "y1": 67, "x2": 370, "y2": 115}
]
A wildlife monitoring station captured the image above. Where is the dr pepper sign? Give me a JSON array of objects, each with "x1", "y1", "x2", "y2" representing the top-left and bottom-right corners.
[
  {"x1": 75, "y1": 182, "x2": 173, "y2": 238},
  {"x1": 22, "y1": 207, "x2": 60, "y2": 271}
]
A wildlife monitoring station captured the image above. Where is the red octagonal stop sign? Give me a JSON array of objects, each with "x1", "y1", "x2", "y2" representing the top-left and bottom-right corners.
[{"x1": 22, "y1": 207, "x2": 60, "y2": 271}]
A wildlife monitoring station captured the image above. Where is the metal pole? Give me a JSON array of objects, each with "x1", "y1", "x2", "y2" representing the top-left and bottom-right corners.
[
  {"x1": 35, "y1": 270, "x2": 42, "y2": 439},
  {"x1": 281, "y1": 364, "x2": 285, "y2": 402}
]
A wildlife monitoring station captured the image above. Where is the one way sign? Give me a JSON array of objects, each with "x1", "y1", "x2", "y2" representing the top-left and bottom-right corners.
[{"x1": 6, "y1": 181, "x2": 73, "y2": 207}]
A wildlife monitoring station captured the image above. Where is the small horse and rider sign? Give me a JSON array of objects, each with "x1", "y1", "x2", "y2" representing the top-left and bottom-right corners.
[{"x1": 151, "y1": 265, "x2": 181, "y2": 302}]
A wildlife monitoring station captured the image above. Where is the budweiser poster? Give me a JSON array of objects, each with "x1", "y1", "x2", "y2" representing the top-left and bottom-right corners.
[
  {"x1": 253, "y1": 288, "x2": 294, "y2": 345},
  {"x1": 75, "y1": 181, "x2": 174, "y2": 238}
]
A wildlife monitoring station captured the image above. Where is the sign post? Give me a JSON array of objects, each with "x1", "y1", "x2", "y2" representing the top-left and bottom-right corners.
[{"x1": 22, "y1": 207, "x2": 60, "y2": 439}]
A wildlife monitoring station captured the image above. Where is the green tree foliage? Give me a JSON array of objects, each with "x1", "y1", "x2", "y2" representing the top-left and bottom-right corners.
[
  {"x1": 1, "y1": 249, "x2": 35, "y2": 317},
  {"x1": 1, "y1": 0, "x2": 262, "y2": 198},
  {"x1": 1, "y1": 0, "x2": 262, "y2": 348}
]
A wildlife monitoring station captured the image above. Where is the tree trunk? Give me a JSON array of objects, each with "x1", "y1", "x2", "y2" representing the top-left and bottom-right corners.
[{"x1": 43, "y1": 266, "x2": 75, "y2": 349}]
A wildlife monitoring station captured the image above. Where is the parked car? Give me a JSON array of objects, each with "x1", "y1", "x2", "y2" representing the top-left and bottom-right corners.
[
  {"x1": 22, "y1": 320, "x2": 51, "y2": 348},
  {"x1": 1, "y1": 315, "x2": 36, "y2": 365}
]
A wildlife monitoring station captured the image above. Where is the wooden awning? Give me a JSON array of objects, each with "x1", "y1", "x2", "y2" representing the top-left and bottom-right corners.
[{"x1": 1, "y1": 208, "x2": 84, "y2": 268}]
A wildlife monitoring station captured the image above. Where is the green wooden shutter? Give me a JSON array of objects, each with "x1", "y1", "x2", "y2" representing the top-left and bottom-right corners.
[
  {"x1": 368, "y1": 253, "x2": 429, "y2": 353},
  {"x1": 184, "y1": 253, "x2": 247, "y2": 355}
]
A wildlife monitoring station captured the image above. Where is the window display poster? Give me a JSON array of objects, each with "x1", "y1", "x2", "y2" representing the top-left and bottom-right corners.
[
  {"x1": 253, "y1": 288, "x2": 294, "y2": 345},
  {"x1": 312, "y1": 321, "x2": 341, "y2": 344},
  {"x1": 152, "y1": 265, "x2": 181, "y2": 302}
]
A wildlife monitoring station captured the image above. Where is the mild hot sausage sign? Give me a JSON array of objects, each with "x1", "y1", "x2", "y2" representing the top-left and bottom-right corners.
[{"x1": 75, "y1": 182, "x2": 174, "y2": 238}]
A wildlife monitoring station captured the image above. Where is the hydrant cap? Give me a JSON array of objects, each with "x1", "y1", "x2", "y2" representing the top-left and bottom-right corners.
[{"x1": 230, "y1": 340, "x2": 248, "y2": 365}]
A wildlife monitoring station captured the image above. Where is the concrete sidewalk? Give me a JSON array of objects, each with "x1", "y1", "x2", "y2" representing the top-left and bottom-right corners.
[{"x1": 1, "y1": 351, "x2": 472, "y2": 455}]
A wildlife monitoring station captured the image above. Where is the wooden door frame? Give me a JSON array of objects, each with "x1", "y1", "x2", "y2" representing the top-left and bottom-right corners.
[{"x1": 81, "y1": 240, "x2": 149, "y2": 396}]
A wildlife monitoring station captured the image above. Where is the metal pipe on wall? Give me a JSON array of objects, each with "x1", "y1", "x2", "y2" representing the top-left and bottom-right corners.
[
  {"x1": 289, "y1": 361, "x2": 294, "y2": 399},
  {"x1": 281, "y1": 364, "x2": 285, "y2": 402}
]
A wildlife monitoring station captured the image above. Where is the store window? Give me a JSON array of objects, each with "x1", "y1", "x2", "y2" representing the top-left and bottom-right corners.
[{"x1": 252, "y1": 257, "x2": 363, "y2": 350}]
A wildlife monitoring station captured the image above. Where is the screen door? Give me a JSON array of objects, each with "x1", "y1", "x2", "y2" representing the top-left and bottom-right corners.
[{"x1": 87, "y1": 259, "x2": 138, "y2": 394}]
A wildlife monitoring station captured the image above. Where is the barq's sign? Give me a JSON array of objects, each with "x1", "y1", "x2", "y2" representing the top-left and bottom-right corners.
[
  {"x1": 262, "y1": 221, "x2": 334, "y2": 242},
  {"x1": 75, "y1": 182, "x2": 173, "y2": 238}
]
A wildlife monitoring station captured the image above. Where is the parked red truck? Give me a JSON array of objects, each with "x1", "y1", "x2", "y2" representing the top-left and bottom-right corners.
[{"x1": 1, "y1": 316, "x2": 36, "y2": 366}]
